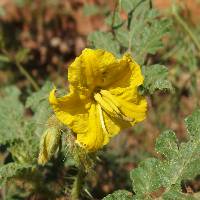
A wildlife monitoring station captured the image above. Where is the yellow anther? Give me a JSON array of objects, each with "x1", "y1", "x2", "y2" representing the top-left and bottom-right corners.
[
  {"x1": 94, "y1": 93, "x2": 119, "y2": 119},
  {"x1": 94, "y1": 92, "x2": 133, "y2": 122},
  {"x1": 97, "y1": 104, "x2": 109, "y2": 135},
  {"x1": 100, "y1": 90, "x2": 133, "y2": 122}
]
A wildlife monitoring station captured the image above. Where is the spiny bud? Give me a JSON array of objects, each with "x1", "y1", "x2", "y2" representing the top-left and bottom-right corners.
[{"x1": 38, "y1": 125, "x2": 61, "y2": 165}]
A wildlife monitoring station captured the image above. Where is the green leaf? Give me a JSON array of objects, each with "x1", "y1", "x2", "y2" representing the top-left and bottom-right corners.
[
  {"x1": 130, "y1": 158, "x2": 161, "y2": 196},
  {"x1": 132, "y1": 18, "x2": 170, "y2": 64},
  {"x1": 103, "y1": 110, "x2": 200, "y2": 199},
  {"x1": 26, "y1": 81, "x2": 52, "y2": 111},
  {"x1": 0, "y1": 162, "x2": 32, "y2": 186},
  {"x1": 120, "y1": 0, "x2": 143, "y2": 13},
  {"x1": 115, "y1": 4, "x2": 170, "y2": 64},
  {"x1": 9, "y1": 122, "x2": 39, "y2": 164},
  {"x1": 88, "y1": 31, "x2": 120, "y2": 56},
  {"x1": 0, "y1": 87, "x2": 25, "y2": 144},
  {"x1": 185, "y1": 109, "x2": 200, "y2": 139},
  {"x1": 103, "y1": 190, "x2": 133, "y2": 200},
  {"x1": 105, "y1": 12, "x2": 123, "y2": 29},
  {"x1": 141, "y1": 65, "x2": 173, "y2": 94},
  {"x1": 26, "y1": 82, "x2": 52, "y2": 136},
  {"x1": 130, "y1": 109, "x2": 200, "y2": 199}
]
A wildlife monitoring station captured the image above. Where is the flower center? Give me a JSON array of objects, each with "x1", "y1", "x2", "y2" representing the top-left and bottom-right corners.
[
  {"x1": 94, "y1": 90, "x2": 133, "y2": 122},
  {"x1": 93, "y1": 89, "x2": 133, "y2": 134}
]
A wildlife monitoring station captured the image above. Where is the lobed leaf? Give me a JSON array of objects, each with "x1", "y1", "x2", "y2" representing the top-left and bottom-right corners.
[
  {"x1": 141, "y1": 65, "x2": 173, "y2": 94},
  {"x1": 88, "y1": 31, "x2": 120, "y2": 57},
  {"x1": 131, "y1": 110, "x2": 200, "y2": 199},
  {"x1": 117, "y1": 1, "x2": 170, "y2": 64},
  {"x1": 0, "y1": 162, "x2": 32, "y2": 186},
  {"x1": 104, "y1": 110, "x2": 200, "y2": 200}
]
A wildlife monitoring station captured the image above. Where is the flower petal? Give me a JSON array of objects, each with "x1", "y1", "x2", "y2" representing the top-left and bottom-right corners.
[
  {"x1": 76, "y1": 103, "x2": 109, "y2": 151},
  {"x1": 68, "y1": 49, "x2": 138, "y2": 92},
  {"x1": 103, "y1": 89, "x2": 147, "y2": 125},
  {"x1": 49, "y1": 89, "x2": 90, "y2": 135},
  {"x1": 110, "y1": 90, "x2": 147, "y2": 125},
  {"x1": 107, "y1": 54, "x2": 144, "y2": 91},
  {"x1": 102, "y1": 110, "x2": 131, "y2": 138}
]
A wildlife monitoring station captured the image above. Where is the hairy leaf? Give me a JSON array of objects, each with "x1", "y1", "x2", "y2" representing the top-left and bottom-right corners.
[
  {"x1": 0, "y1": 162, "x2": 32, "y2": 186},
  {"x1": 117, "y1": 1, "x2": 170, "y2": 64},
  {"x1": 141, "y1": 65, "x2": 173, "y2": 94},
  {"x1": 26, "y1": 82, "x2": 52, "y2": 136},
  {"x1": 104, "y1": 110, "x2": 200, "y2": 200},
  {"x1": 130, "y1": 110, "x2": 200, "y2": 199},
  {"x1": 0, "y1": 87, "x2": 25, "y2": 144},
  {"x1": 88, "y1": 31, "x2": 120, "y2": 56},
  {"x1": 26, "y1": 81, "x2": 52, "y2": 111}
]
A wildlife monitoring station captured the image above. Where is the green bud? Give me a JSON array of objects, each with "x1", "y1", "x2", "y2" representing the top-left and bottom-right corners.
[{"x1": 38, "y1": 126, "x2": 61, "y2": 165}]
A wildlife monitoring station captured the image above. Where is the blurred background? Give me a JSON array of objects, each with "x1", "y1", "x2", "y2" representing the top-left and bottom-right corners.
[{"x1": 0, "y1": 0, "x2": 200, "y2": 199}]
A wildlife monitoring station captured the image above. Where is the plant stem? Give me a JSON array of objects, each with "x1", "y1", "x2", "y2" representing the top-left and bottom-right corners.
[
  {"x1": 111, "y1": 0, "x2": 119, "y2": 36},
  {"x1": 149, "y1": 0, "x2": 153, "y2": 9},
  {"x1": 1, "y1": 48, "x2": 40, "y2": 91},
  {"x1": 71, "y1": 169, "x2": 85, "y2": 200},
  {"x1": 16, "y1": 61, "x2": 40, "y2": 91},
  {"x1": 172, "y1": 5, "x2": 200, "y2": 54}
]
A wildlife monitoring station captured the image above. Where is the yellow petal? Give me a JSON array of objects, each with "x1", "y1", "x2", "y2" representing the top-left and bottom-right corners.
[
  {"x1": 102, "y1": 110, "x2": 131, "y2": 138},
  {"x1": 49, "y1": 89, "x2": 90, "y2": 135},
  {"x1": 68, "y1": 49, "x2": 138, "y2": 91},
  {"x1": 76, "y1": 103, "x2": 109, "y2": 151},
  {"x1": 107, "y1": 54, "x2": 144, "y2": 92},
  {"x1": 108, "y1": 90, "x2": 147, "y2": 124}
]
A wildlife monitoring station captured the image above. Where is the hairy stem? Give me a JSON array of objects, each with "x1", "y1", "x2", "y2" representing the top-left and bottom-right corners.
[
  {"x1": 71, "y1": 169, "x2": 85, "y2": 200},
  {"x1": 1, "y1": 48, "x2": 40, "y2": 91},
  {"x1": 16, "y1": 61, "x2": 40, "y2": 91}
]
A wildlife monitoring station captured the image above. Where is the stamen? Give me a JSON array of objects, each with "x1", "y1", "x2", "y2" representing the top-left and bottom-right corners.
[
  {"x1": 100, "y1": 90, "x2": 133, "y2": 122},
  {"x1": 97, "y1": 103, "x2": 109, "y2": 135},
  {"x1": 94, "y1": 93, "x2": 119, "y2": 119},
  {"x1": 94, "y1": 92, "x2": 133, "y2": 122}
]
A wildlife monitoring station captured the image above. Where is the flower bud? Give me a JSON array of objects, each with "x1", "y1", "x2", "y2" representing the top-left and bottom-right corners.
[{"x1": 38, "y1": 127, "x2": 61, "y2": 165}]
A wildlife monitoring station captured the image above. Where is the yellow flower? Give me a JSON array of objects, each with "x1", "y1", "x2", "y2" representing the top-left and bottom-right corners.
[{"x1": 49, "y1": 49, "x2": 147, "y2": 151}]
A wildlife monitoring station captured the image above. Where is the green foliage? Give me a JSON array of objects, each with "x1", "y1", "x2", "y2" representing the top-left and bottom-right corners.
[
  {"x1": 104, "y1": 109, "x2": 200, "y2": 199},
  {"x1": 0, "y1": 87, "x2": 25, "y2": 145},
  {"x1": 140, "y1": 65, "x2": 173, "y2": 94},
  {"x1": 26, "y1": 81, "x2": 52, "y2": 135},
  {"x1": 88, "y1": 0, "x2": 170, "y2": 62},
  {"x1": 118, "y1": 1, "x2": 170, "y2": 65},
  {"x1": 0, "y1": 82, "x2": 52, "y2": 186},
  {"x1": 1, "y1": 1, "x2": 199, "y2": 199},
  {"x1": 88, "y1": 31, "x2": 120, "y2": 56},
  {"x1": 103, "y1": 190, "x2": 133, "y2": 200},
  {"x1": 0, "y1": 162, "x2": 32, "y2": 186}
]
